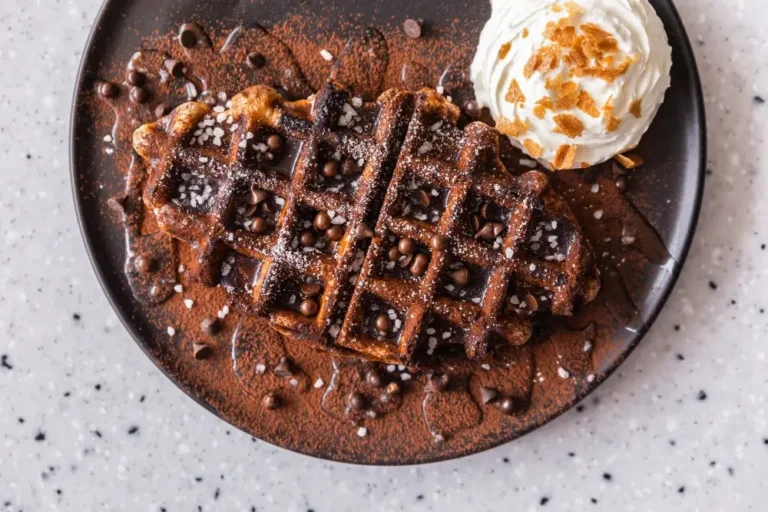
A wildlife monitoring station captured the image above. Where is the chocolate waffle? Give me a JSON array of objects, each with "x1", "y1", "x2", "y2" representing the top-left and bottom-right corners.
[{"x1": 133, "y1": 82, "x2": 599, "y2": 366}]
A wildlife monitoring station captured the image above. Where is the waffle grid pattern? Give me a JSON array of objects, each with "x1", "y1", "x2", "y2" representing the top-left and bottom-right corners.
[{"x1": 134, "y1": 82, "x2": 598, "y2": 365}]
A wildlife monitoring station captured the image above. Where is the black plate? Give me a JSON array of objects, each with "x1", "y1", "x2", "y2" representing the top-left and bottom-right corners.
[{"x1": 71, "y1": 0, "x2": 705, "y2": 464}]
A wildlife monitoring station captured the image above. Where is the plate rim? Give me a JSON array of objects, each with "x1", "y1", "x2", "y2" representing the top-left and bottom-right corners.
[{"x1": 69, "y1": 0, "x2": 707, "y2": 465}]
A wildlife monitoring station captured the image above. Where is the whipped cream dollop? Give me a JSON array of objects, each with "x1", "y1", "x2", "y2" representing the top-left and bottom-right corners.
[{"x1": 471, "y1": 0, "x2": 672, "y2": 169}]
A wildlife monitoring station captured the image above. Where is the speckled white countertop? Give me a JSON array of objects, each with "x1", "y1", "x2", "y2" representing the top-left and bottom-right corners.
[{"x1": 0, "y1": 0, "x2": 766, "y2": 510}]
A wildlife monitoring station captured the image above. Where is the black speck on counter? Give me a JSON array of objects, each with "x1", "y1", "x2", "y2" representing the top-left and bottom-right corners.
[
  {"x1": 539, "y1": 497, "x2": 549, "y2": 506},
  {"x1": 18, "y1": 417, "x2": 24, "y2": 423},
  {"x1": 416, "y1": 494, "x2": 424, "y2": 501},
  {"x1": 72, "y1": 313, "x2": 81, "y2": 321},
  {"x1": 1, "y1": 355, "x2": 12, "y2": 370},
  {"x1": 708, "y1": 281, "x2": 718, "y2": 290},
  {"x1": 728, "y1": 467, "x2": 735, "y2": 476},
  {"x1": 590, "y1": 498, "x2": 598, "y2": 504},
  {"x1": 763, "y1": 438, "x2": 768, "y2": 445},
  {"x1": 195, "y1": 476, "x2": 203, "y2": 482},
  {"x1": 34, "y1": 431, "x2": 45, "y2": 442},
  {"x1": 678, "y1": 486, "x2": 685, "y2": 494},
  {"x1": 676, "y1": 354, "x2": 685, "y2": 361},
  {"x1": 755, "y1": 95, "x2": 765, "y2": 104},
  {"x1": 669, "y1": 439, "x2": 676, "y2": 446},
  {"x1": 674, "y1": 325, "x2": 681, "y2": 331},
  {"x1": 697, "y1": 390, "x2": 708, "y2": 401},
  {"x1": 502, "y1": 457, "x2": 510, "y2": 463},
  {"x1": 214, "y1": 488, "x2": 220, "y2": 500},
  {"x1": 127, "y1": 425, "x2": 139, "y2": 435},
  {"x1": 602, "y1": 472, "x2": 612, "y2": 481},
  {"x1": 575, "y1": 405, "x2": 585, "y2": 413},
  {"x1": 139, "y1": 395, "x2": 146, "y2": 403},
  {"x1": 94, "y1": 384, "x2": 101, "y2": 391},
  {"x1": 568, "y1": 452, "x2": 575, "y2": 457},
  {"x1": 93, "y1": 430, "x2": 102, "y2": 438},
  {"x1": 63, "y1": 391, "x2": 71, "y2": 397}
]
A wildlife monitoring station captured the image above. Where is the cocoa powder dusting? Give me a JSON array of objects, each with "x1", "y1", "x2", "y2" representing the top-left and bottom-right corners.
[{"x1": 84, "y1": 14, "x2": 672, "y2": 463}]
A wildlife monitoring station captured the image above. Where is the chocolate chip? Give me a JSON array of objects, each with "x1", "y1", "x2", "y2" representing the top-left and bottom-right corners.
[
  {"x1": 615, "y1": 176, "x2": 627, "y2": 191},
  {"x1": 398, "y1": 237, "x2": 415, "y2": 255},
  {"x1": 98, "y1": 81, "x2": 119, "y2": 99},
  {"x1": 464, "y1": 99, "x2": 481, "y2": 119},
  {"x1": 200, "y1": 316, "x2": 220, "y2": 336},
  {"x1": 313, "y1": 211, "x2": 331, "y2": 231},
  {"x1": 499, "y1": 397, "x2": 515, "y2": 415},
  {"x1": 374, "y1": 314, "x2": 391, "y2": 334},
  {"x1": 430, "y1": 234, "x2": 447, "y2": 250},
  {"x1": 154, "y1": 103, "x2": 170, "y2": 119},
  {"x1": 326, "y1": 225, "x2": 344, "y2": 241},
  {"x1": 388, "y1": 246, "x2": 401, "y2": 261},
  {"x1": 129, "y1": 87, "x2": 149, "y2": 104},
  {"x1": 179, "y1": 25, "x2": 198, "y2": 48},
  {"x1": 299, "y1": 283, "x2": 323, "y2": 297},
  {"x1": 479, "y1": 202, "x2": 492, "y2": 220},
  {"x1": 417, "y1": 189, "x2": 430, "y2": 207},
  {"x1": 250, "y1": 186, "x2": 269, "y2": 205},
  {"x1": 263, "y1": 151, "x2": 276, "y2": 164},
  {"x1": 491, "y1": 222, "x2": 506, "y2": 237},
  {"x1": 347, "y1": 392, "x2": 366, "y2": 410},
  {"x1": 366, "y1": 370, "x2": 383, "y2": 387},
  {"x1": 245, "y1": 203, "x2": 259, "y2": 218},
  {"x1": 480, "y1": 387, "x2": 498, "y2": 404},
  {"x1": 524, "y1": 294, "x2": 539, "y2": 312},
  {"x1": 449, "y1": 267, "x2": 469, "y2": 286},
  {"x1": 249, "y1": 216, "x2": 267, "y2": 233},
  {"x1": 262, "y1": 392, "x2": 279, "y2": 410},
  {"x1": 470, "y1": 214, "x2": 482, "y2": 233},
  {"x1": 107, "y1": 194, "x2": 127, "y2": 213},
  {"x1": 398, "y1": 253, "x2": 413, "y2": 268},
  {"x1": 246, "y1": 52, "x2": 266, "y2": 69},
  {"x1": 403, "y1": 18, "x2": 422, "y2": 39},
  {"x1": 355, "y1": 223, "x2": 374, "y2": 240},
  {"x1": 300, "y1": 230, "x2": 316, "y2": 247},
  {"x1": 300, "y1": 298, "x2": 319, "y2": 317},
  {"x1": 273, "y1": 357, "x2": 293, "y2": 377},
  {"x1": 474, "y1": 223, "x2": 496, "y2": 240},
  {"x1": 192, "y1": 342, "x2": 212, "y2": 360},
  {"x1": 321, "y1": 160, "x2": 338, "y2": 178},
  {"x1": 342, "y1": 158, "x2": 363, "y2": 175},
  {"x1": 164, "y1": 59, "x2": 185, "y2": 78},
  {"x1": 430, "y1": 373, "x2": 450, "y2": 392},
  {"x1": 410, "y1": 253, "x2": 430, "y2": 277},
  {"x1": 133, "y1": 256, "x2": 157, "y2": 274},
  {"x1": 262, "y1": 197, "x2": 278, "y2": 213},
  {"x1": 127, "y1": 70, "x2": 145, "y2": 87},
  {"x1": 266, "y1": 134, "x2": 283, "y2": 151}
]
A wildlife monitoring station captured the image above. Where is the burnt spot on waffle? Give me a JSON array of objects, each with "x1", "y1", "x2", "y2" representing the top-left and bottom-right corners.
[{"x1": 133, "y1": 82, "x2": 600, "y2": 366}]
